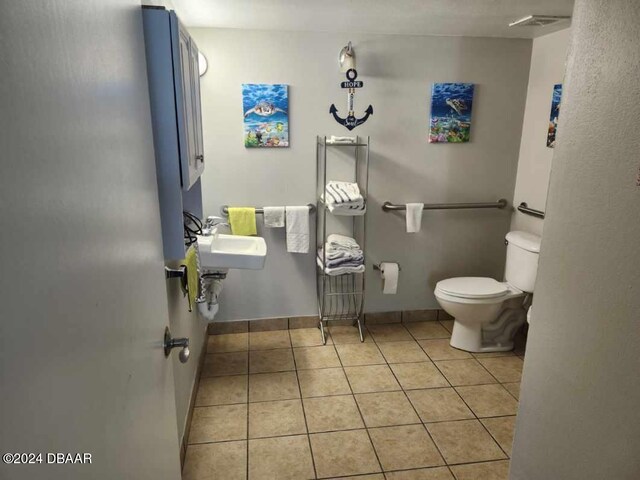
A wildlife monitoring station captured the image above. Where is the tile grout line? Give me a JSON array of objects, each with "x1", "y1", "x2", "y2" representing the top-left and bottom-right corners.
[
  {"x1": 187, "y1": 436, "x2": 511, "y2": 471},
  {"x1": 462, "y1": 355, "x2": 518, "y2": 459},
  {"x1": 367, "y1": 324, "x2": 451, "y2": 471},
  {"x1": 333, "y1": 324, "x2": 385, "y2": 478},
  {"x1": 201, "y1": 325, "x2": 520, "y2": 476},
  {"x1": 424, "y1": 338, "x2": 514, "y2": 461},
  {"x1": 185, "y1": 412, "x2": 519, "y2": 448},
  {"x1": 204, "y1": 329, "x2": 520, "y2": 395},
  {"x1": 375, "y1": 323, "x2": 513, "y2": 465},
  {"x1": 288, "y1": 328, "x2": 319, "y2": 480},
  {"x1": 245, "y1": 354, "x2": 250, "y2": 480}
]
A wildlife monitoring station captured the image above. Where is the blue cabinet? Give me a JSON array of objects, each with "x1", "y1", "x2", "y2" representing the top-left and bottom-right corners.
[
  {"x1": 142, "y1": 7, "x2": 204, "y2": 260},
  {"x1": 172, "y1": 13, "x2": 205, "y2": 189}
]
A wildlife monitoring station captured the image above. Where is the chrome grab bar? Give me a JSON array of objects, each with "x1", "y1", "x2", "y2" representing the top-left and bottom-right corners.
[
  {"x1": 382, "y1": 199, "x2": 508, "y2": 212},
  {"x1": 517, "y1": 202, "x2": 545, "y2": 219},
  {"x1": 221, "y1": 203, "x2": 316, "y2": 216}
]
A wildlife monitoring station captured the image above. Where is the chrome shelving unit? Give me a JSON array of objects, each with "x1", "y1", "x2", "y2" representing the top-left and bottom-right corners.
[{"x1": 316, "y1": 136, "x2": 370, "y2": 344}]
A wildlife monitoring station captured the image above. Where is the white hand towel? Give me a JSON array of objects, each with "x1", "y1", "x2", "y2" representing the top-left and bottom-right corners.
[
  {"x1": 286, "y1": 206, "x2": 310, "y2": 253},
  {"x1": 263, "y1": 206, "x2": 285, "y2": 228},
  {"x1": 406, "y1": 203, "x2": 424, "y2": 233}
]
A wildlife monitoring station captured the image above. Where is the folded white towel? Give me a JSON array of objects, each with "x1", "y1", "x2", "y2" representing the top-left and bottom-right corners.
[
  {"x1": 327, "y1": 135, "x2": 356, "y2": 144},
  {"x1": 406, "y1": 203, "x2": 424, "y2": 233},
  {"x1": 322, "y1": 246, "x2": 363, "y2": 259},
  {"x1": 286, "y1": 206, "x2": 310, "y2": 253},
  {"x1": 320, "y1": 193, "x2": 365, "y2": 216},
  {"x1": 316, "y1": 256, "x2": 365, "y2": 275},
  {"x1": 325, "y1": 181, "x2": 362, "y2": 204},
  {"x1": 328, "y1": 202, "x2": 366, "y2": 216},
  {"x1": 319, "y1": 244, "x2": 363, "y2": 263},
  {"x1": 327, "y1": 234, "x2": 360, "y2": 249},
  {"x1": 263, "y1": 206, "x2": 285, "y2": 228}
]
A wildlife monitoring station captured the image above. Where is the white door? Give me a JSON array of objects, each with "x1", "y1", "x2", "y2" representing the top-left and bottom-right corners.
[{"x1": 0, "y1": 2, "x2": 182, "y2": 479}]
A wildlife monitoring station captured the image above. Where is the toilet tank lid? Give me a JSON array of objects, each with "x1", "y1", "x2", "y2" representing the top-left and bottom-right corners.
[{"x1": 506, "y1": 231, "x2": 541, "y2": 253}]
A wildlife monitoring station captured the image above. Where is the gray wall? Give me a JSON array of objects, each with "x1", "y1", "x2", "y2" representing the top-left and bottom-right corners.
[
  {"x1": 510, "y1": 1, "x2": 640, "y2": 478},
  {"x1": 190, "y1": 28, "x2": 532, "y2": 321},
  {"x1": 510, "y1": 29, "x2": 570, "y2": 236},
  {"x1": 0, "y1": 1, "x2": 182, "y2": 479}
]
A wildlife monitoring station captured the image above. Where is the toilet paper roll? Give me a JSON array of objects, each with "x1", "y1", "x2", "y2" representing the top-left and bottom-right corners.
[{"x1": 380, "y1": 262, "x2": 399, "y2": 294}]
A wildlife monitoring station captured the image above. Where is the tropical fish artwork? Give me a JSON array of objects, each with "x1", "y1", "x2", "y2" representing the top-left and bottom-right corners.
[
  {"x1": 429, "y1": 83, "x2": 475, "y2": 144},
  {"x1": 242, "y1": 84, "x2": 289, "y2": 148},
  {"x1": 547, "y1": 84, "x2": 562, "y2": 148}
]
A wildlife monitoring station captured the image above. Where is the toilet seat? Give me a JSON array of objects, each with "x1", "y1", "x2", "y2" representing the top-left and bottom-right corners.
[{"x1": 436, "y1": 277, "x2": 508, "y2": 299}]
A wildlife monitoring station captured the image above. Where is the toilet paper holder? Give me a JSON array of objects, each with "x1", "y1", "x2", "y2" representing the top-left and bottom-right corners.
[{"x1": 373, "y1": 262, "x2": 401, "y2": 272}]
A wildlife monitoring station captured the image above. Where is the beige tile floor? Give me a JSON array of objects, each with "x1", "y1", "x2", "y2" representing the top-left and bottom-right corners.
[{"x1": 184, "y1": 321, "x2": 524, "y2": 480}]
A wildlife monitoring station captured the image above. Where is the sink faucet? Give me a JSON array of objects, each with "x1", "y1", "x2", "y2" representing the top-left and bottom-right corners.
[{"x1": 202, "y1": 216, "x2": 230, "y2": 236}]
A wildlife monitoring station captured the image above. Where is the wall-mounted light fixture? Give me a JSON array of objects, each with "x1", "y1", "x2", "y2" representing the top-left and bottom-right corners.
[
  {"x1": 339, "y1": 41, "x2": 355, "y2": 72},
  {"x1": 198, "y1": 51, "x2": 208, "y2": 76}
]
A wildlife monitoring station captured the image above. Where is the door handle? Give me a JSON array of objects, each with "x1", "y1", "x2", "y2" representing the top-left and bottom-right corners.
[
  {"x1": 164, "y1": 327, "x2": 190, "y2": 364},
  {"x1": 195, "y1": 154, "x2": 204, "y2": 162}
]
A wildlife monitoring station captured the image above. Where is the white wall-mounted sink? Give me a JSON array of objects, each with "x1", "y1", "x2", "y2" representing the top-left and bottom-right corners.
[{"x1": 197, "y1": 234, "x2": 267, "y2": 270}]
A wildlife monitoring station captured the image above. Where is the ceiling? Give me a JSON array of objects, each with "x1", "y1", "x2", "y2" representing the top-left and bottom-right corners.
[{"x1": 167, "y1": 0, "x2": 573, "y2": 39}]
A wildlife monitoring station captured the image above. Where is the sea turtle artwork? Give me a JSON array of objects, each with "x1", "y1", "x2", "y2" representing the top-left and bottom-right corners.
[
  {"x1": 243, "y1": 101, "x2": 287, "y2": 118},
  {"x1": 242, "y1": 84, "x2": 289, "y2": 148},
  {"x1": 546, "y1": 84, "x2": 562, "y2": 148},
  {"x1": 429, "y1": 83, "x2": 475, "y2": 143},
  {"x1": 445, "y1": 98, "x2": 468, "y2": 116}
]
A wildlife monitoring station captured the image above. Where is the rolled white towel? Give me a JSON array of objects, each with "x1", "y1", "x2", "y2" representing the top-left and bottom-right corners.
[
  {"x1": 325, "y1": 181, "x2": 363, "y2": 204},
  {"x1": 326, "y1": 182, "x2": 349, "y2": 204}
]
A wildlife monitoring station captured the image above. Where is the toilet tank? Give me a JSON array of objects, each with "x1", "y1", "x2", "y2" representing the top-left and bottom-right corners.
[{"x1": 504, "y1": 231, "x2": 542, "y2": 292}]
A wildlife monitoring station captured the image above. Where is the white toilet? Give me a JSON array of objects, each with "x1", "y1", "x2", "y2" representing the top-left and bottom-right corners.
[{"x1": 434, "y1": 231, "x2": 541, "y2": 353}]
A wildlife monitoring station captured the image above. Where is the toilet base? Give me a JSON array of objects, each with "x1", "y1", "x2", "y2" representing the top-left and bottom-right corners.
[
  {"x1": 450, "y1": 321, "x2": 514, "y2": 352},
  {"x1": 449, "y1": 306, "x2": 526, "y2": 353}
]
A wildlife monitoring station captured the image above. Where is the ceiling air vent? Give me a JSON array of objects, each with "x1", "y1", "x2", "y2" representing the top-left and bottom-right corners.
[{"x1": 509, "y1": 15, "x2": 571, "y2": 27}]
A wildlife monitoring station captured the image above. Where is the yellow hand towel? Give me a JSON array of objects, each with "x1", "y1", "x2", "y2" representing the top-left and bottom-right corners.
[
  {"x1": 228, "y1": 207, "x2": 257, "y2": 236},
  {"x1": 183, "y1": 246, "x2": 199, "y2": 312}
]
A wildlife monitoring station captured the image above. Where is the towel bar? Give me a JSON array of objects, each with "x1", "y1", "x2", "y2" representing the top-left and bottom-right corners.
[
  {"x1": 382, "y1": 199, "x2": 508, "y2": 212},
  {"x1": 220, "y1": 203, "x2": 316, "y2": 216},
  {"x1": 164, "y1": 266, "x2": 186, "y2": 279},
  {"x1": 517, "y1": 202, "x2": 545, "y2": 219},
  {"x1": 164, "y1": 266, "x2": 187, "y2": 292}
]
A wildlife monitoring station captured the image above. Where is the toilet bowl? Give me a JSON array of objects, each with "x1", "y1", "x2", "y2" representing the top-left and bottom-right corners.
[{"x1": 434, "y1": 231, "x2": 541, "y2": 353}]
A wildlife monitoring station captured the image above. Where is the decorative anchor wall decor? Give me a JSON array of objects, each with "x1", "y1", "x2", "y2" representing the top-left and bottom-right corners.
[{"x1": 329, "y1": 68, "x2": 373, "y2": 130}]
